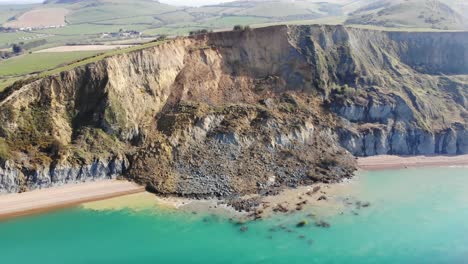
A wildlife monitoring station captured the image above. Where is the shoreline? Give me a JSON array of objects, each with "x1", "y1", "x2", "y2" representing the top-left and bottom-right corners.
[
  {"x1": 0, "y1": 180, "x2": 145, "y2": 222},
  {"x1": 1, "y1": 155, "x2": 468, "y2": 222},
  {"x1": 357, "y1": 155, "x2": 468, "y2": 170}
]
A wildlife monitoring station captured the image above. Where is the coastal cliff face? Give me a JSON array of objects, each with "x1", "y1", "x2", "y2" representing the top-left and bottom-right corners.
[{"x1": 0, "y1": 25, "x2": 466, "y2": 195}]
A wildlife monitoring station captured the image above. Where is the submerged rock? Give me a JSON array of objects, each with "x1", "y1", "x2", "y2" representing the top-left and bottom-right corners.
[
  {"x1": 315, "y1": 221, "x2": 331, "y2": 228},
  {"x1": 297, "y1": 220, "x2": 308, "y2": 227}
]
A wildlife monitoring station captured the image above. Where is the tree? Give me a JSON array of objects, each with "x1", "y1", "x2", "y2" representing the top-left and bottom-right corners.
[
  {"x1": 189, "y1": 29, "x2": 209, "y2": 36},
  {"x1": 156, "y1": 34, "x2": 167, "y2": 41},
  {"x1": 233, "y1": 25, "x2": 244, "y2": 31},
  {"x1": 12, "y1": 44, "x2": 22, "y2": 54},
  {"x1": 233, "y1": 25, "x2": 251, "y2": 31}
]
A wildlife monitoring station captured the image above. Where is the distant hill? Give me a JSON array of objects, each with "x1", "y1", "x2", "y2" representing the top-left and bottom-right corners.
[
  {"x1": 0, "y1": 0, "x2": 467, "y2": 56},
  {"x1": 345, "y1": 0, "x2": 467, "y2": 30},
  {"x1": 193, "y1": 0, "x2": 343, "y2": 20},
  {"x1": 3, "y1": 0, "x2": 467, "y2": 32}
]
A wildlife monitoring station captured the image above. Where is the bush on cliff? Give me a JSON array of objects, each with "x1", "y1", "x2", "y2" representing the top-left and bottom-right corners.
[
  {"x1": 233, "y1": 25, "x2": 251, "y2": 31},
  {"x1": 0, "y1": 137, "x2": 10, "y2": 160}
]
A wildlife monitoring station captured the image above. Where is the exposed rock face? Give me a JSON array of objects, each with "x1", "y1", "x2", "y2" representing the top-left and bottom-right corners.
[
  {"x1": 0, "y1": 158, "x2": 128, "y2": 193},
  {"x1": 0, "y1": 25, "x2": 466, "y2": 194}
]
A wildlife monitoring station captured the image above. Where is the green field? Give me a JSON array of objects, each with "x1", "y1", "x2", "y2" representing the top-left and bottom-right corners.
[
  {"x1": 0, "y1": 39, "x2": 166, "y2": 92},
  {"x1": 0, "y1": 51, "x2": 103, "y2": 77},
  {"x1": 0, "y1": 0, "x2": 465, "y2": 93},
  {"x1": 0, "y1": 77, "x2": 21, "y2": 92},
  {"x1": 0, "y1": 0, "x2": 353, "y2": 50},
  {"x1": 38, "y1": 40, "x2": 165, "y2": 77}
]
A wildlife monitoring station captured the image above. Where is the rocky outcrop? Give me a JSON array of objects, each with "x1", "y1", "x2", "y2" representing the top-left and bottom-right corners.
[
  {"x1": 0, "y1": 157, "x2": 128, "y2": 193},
  {"x1": 0, "y1": 25, "x2": 466, "y2": 194},
  {"x1": 127, "y1": 99, "x2": 355, "y2": 197}
]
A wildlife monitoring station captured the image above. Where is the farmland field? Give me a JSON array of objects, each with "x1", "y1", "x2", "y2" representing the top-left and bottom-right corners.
[
  {"x1": 0, "y1": 39, "x2": 166, "y2": 92},
  {"x1": 4, "y1": 8, "x2": 70, "y2": 29},
  {"x1": 0, "y1": 4, "x2": 38, "y2": 24},
  {"x1": 0, "y1": 0, "x2": 466, "y2": 94},
  {"x1": 0, "y1": 51, "x2": 102, "y2": 77}
]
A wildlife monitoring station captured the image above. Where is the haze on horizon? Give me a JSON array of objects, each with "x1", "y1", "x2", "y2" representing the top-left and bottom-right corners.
[{"x1": 0, "y1": 0, "x2": 229, "y2": 6}]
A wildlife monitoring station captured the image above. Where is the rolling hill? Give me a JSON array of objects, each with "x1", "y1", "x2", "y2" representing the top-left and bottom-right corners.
[
  {"x1": 2, "y1": 0, "x2": 466, "y2": 42},
  {"x1": 0, "y1": 0, "x2": 467, "y2": 91},
  {"x1": 345, "y1": 0, "x2": 467, "y2": 30}
]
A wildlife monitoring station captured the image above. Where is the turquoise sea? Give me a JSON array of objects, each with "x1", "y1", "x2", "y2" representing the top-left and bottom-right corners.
[{"x1": 1, "y1": 167, "x2": 468, "y2": 264}]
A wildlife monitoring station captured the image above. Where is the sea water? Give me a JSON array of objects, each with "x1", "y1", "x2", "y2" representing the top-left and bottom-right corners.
[{"x1": 0, "y1": 167, "x2": 467, "y2": 264}]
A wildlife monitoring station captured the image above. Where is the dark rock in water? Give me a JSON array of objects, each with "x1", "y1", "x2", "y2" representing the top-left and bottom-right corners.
[
  {"x1": 297, "y1": 220, "x2": 308, "y2": 227},
  {"x1": 356, "y1": 201, "x2": 362, "y2": 209},
  {"x1": 240, "y1": 226, "x2": 249, "y2": 232},
  {"x1": 315, "y1": 220, "x2": 331, "y2": 228},
  {"x1": 307, "y1": 213, "x2": 316, "y2": 218},
  {"x1": 235, "y1": 218, "x2": 248, "y2": 225},
  {"x1": 318, "y1": 195, "x2": 327, "y2": 201}
]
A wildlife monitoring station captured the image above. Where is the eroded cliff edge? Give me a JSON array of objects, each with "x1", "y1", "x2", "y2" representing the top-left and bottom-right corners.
[{"x1": 0, "y1": 25, "x2": 466, "y2": 195}]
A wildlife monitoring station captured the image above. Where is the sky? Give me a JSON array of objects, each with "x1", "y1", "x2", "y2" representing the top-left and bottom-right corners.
[{"x1": 0, "y1": 0, "x2": 228, "y2": 6}]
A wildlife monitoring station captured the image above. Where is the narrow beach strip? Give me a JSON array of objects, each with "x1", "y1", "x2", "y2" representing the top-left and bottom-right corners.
[
  {"x1": 0, "y1": 180, "x2": 145, "y2": 221},
  {"x1": 358, "y1": 155, "x2": 468, "y2": 170}
]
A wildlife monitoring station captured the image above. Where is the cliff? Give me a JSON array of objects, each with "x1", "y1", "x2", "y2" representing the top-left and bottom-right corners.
[{"x1": 0, "y1": 25, "x2": 466, "y2": 195}]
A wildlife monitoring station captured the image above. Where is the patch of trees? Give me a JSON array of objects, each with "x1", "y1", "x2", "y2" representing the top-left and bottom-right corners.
[
  {"x1": 233, "y1": 25, "x2": 251, "y2": 31},
  {"x1": 12, "y1": 44, "x2": 22, "y2": 54},
  {"x1": 0, "y1": 27, "x2": 16, "y2": 33},
  {"x1": 188, "y1": 29, "x2": 212, "y2": 36},
  {"x1": 0, "y1": 39, "x2": 48, "y2": 60},
  {"x1": 155, "y1": 34, "x2": 167, "y2": 41}
]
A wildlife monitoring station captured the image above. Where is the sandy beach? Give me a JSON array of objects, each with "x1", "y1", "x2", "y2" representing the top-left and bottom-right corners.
[
  {"x1": 1, "y1": 155, "x2": 468, "y2": 221},
  {"x1": 0, "y1": 180, "x2": 144, "y2": 221},
  {"x1": 358, "y1": 155, "x2": 468, "y2": 170}
]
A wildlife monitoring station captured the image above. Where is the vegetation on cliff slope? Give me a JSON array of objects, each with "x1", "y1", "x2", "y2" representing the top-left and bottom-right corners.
[{"x1": 0, "y1": 25, "x2": 466, "y2": 195}]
